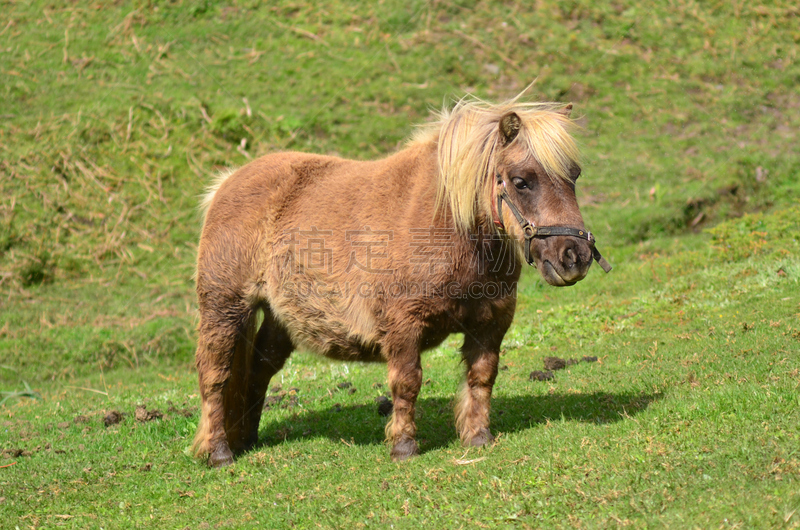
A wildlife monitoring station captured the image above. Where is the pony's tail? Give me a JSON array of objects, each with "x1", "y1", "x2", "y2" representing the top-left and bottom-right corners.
[
  {"x1": 199, "y1": 168, "x2": 237, "y2": 221},
  {"x1": 194, "y1": 167, "x2": 237, "y2": 283}
]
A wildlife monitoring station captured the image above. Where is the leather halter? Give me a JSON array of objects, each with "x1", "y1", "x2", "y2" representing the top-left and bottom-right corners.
[{"x1": 494, "y1": 174, "x2": 612, "y2": 273}]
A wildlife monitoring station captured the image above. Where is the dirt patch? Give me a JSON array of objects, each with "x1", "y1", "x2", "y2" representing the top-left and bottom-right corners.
[
  {"x1": 264, "y1": 390, "x2": 300, "y2": 410},
  {"x1": 2, "y1": 448, "x2": 32, "y2": 458},
  {"x1": 543, "y1": 357, "x2": 566, "y2": 371},
  {"x1": 283, "y1": 394, "x2": 299, "y2": 409},
  {"x1": 135, "y1": 405, "x2": 163, "y2": 422},
  {"x1": 529, "y1": 370, "x2": 554, "y2": 382},
  {"x1": 263, "y1": 394, "x2": 284, "y2": 409},
  {"x1": 166, "y1": 405, "x2": 196, "y2": 418},
  {"x1": 103, "y1": 410, "x2": 125, "y2": 426},
  {"x1": 531, "y1": 356, "x2": 599, "y2": 382},
  {"x1": 544, "y1": 356, "x2": 598, "y2": 371},
  {"x1": 376, "y1": 395, "x2": 393, "y2": 416}
]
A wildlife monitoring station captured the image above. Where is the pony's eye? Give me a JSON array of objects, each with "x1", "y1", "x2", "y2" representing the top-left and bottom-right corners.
[
  {"x1": 511, "y1": 177, "x2": 528, "y2": 190},
  {"x1": 571, "y1": 167, "x2": 581, "y2": 181}
]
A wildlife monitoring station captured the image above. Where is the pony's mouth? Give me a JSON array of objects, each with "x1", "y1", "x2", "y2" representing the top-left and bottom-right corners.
[{"x1": 541, "y1": 260, "x2": 577, "y2": 287}]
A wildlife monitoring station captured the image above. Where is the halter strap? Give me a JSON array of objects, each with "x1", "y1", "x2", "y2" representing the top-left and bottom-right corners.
[{"x1": 494, "y1": 175, "x2": 612, "y2": 273}]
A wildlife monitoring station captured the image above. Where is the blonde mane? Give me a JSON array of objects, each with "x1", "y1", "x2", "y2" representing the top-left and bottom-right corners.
[{"x1": 412, "y1": 95, "x2": 581, "y2": 232}]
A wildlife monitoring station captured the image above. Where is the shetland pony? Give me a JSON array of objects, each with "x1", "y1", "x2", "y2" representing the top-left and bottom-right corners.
[{"x1": 192, "y1": 96, "x2": 608, "y2": 466}]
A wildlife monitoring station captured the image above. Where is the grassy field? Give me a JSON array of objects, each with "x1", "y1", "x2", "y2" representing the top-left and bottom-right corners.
[{"x1": 1, "y1": 0, "x2": 799, "y2": 527}]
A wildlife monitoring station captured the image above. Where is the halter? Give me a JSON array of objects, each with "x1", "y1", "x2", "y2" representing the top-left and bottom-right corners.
[{"x1": 494, "y1": 174, "x2": 612, "y2": 273}]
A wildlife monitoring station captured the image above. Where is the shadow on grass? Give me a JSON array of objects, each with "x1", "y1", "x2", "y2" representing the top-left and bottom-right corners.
[{"x1": 254, "y1": 391, "x2": 662, "y2": 455}]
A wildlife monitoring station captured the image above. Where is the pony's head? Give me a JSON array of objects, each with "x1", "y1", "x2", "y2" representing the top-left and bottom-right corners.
[
  {"x1": 433, "y1": 97, "x2": 604, "y2": 286},
  {"x1": 492, "y1": 106, "x2": 592, "y2": 285}
]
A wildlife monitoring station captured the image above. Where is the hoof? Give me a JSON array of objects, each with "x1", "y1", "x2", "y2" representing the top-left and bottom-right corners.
[
  {"x1": 390, "y1": 438, "x2": 419, "y2": 462},
  {"x1": 208, "y1": 444, "x2": 234, "y2": 468},
  {"x1": 468, "y1": 428, "x2": 495, "y2": 448}
]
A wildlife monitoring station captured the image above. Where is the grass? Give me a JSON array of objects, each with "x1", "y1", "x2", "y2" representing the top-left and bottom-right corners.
[{"x1": 1, "y1": 0, "x2": 799, "y2": 527}]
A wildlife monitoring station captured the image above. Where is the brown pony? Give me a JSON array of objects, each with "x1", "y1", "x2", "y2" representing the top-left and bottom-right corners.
[{"x1": 192, "y1": 95, "x2": 609, "y2": 466}]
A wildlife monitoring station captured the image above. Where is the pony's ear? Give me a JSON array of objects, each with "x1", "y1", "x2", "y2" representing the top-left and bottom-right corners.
[
  {"x1": 499, "y1": 112, "x2": 522, "y2": 146},
  {"x1": 556, "y1": 103, "x2": 574, "y2": 117}
]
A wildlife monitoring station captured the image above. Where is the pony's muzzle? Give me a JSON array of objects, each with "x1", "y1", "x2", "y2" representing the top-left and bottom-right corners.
[
  {"x1": 534, "y1": 236, "x2": 593, "y2": 286},
  {"x1": 562, "y1": 238, "x2": 592, "y2": 274},
  {"x1": 558, "y1": 237, "x2": 593, "y2": 283}
]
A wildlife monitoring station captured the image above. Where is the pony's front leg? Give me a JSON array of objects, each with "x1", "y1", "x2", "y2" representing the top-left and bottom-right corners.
[
  {"x1": 455, "y1": 331, "x2": 503, "y2": 447},
  {"x1": 385, "y1": 348, "x2": 423, "y2": 461}
]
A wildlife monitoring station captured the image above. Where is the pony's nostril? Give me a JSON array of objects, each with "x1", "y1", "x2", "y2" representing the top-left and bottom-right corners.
[{"x1": 565, "y1": 248, "x2": 577, "y2": 269}]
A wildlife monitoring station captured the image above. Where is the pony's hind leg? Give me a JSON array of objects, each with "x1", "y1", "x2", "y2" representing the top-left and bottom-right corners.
[
  {"x1": 455, "y1": 329, "x2": 504, "y2": 447},
  {"x1": 193, "y1": 304, "x2": 249, "y2": 467},
  {"x1": 239, "y1": 306, "x2": 293, "y2": 450},
  {"x1": 193, "y1": 302, "x2": 291, "y2": 468}
]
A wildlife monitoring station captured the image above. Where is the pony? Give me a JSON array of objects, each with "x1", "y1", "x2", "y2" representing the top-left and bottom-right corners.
[{"x1": 192, "y1": 94, "x2": 610, "y2": 466}]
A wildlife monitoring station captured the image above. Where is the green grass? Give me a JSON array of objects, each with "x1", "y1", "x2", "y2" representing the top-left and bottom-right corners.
[{"x1": 2, "y1": 1, "x2": 799, "y2": 527}]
